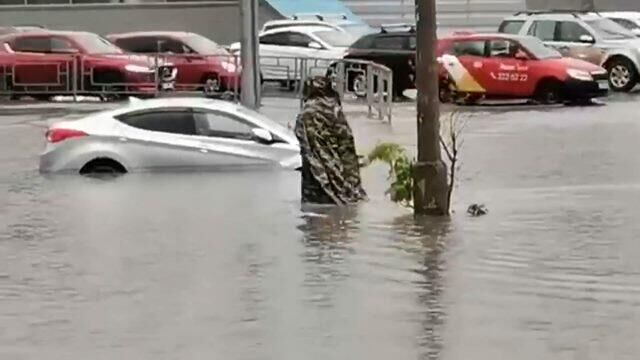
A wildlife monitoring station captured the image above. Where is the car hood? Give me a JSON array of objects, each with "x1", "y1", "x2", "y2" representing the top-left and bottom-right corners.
[
  {"x1": 548, "y1": 57, "x2": 605, "y2": 72},
  {"x1": 599, "y1": 37, "x2": 640, "y2": 48}
]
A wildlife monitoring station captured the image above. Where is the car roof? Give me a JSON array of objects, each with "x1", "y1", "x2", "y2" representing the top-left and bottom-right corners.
[
  {"x1": 108, "y1": 31, "x2": 197, "y2": 39},
  {"x1": 504, "y1": 11, "x2": 603, "y2": 21},
  {"x1": 441, "y1": 32, "x2": 528, "y2": 41},
  {"x1": 263, "y1": 20, "x2": 340, "y2": 29},
  {"x1": 116, "y1": 97, "x2": 242, "y2": 114},
  {"x1": 261, "y1": 25, "x2": 339, "y2": 36},
  {"x1": 599, "y1": 11, "x2": 640, "y2": 18},
  {"x1": 3, "y1": 30, "x2": 98, "y2": 38}
]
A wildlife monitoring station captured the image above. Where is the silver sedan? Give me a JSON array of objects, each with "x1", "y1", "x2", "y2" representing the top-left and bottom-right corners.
[{"x1": 39, "y1": 97, "x2": 301, "y2": 174}]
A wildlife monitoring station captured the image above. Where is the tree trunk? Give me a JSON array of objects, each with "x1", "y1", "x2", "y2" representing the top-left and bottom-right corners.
[{"x1": 413, "y1": 0, "x2": 450, "y2": 216}]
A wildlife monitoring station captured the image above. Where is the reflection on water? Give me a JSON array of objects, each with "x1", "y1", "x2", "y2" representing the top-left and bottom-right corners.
[{"x1": 4, "y1": 99, "x2": 640, "y2": 359}]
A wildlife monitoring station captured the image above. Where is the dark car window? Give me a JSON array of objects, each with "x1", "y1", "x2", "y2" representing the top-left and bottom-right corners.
[
  {"x1": 260, "y1": 32, "x2": 289, "y2": 46},
  {"x1": 373, "y1": 36, "x2": 408, "y2": 50},
  {"x1": 528, "y1": 20, "x2": 557, "y2": 41},
  {"x1": 350, "y1": 34, "x2": 375, "y2": 49},
  {"x1": 114, "y1": 37, "x2": 159, "y2": 53},
  {"x1": 499, "y1": 20, "x2": 526, "y2": 34},
  {"x1": 451, "y1": 40, "x2": 486, "y2": 56},
  {"x1": 557, "y1": 21, "x2": 592, "y2": 42},
  {"x1": 13, "y1": 36, "x2": 50, "y2": 53},
  {"x1": 50, "y1": 37, "x2": 76, "y2": 53},
  {"x1": 118, "y1": 110, "x2": 197, "y2": 135},
  {"x1": 488, "y1": 39, "x2": 523, "y2": 58},
  {"x1": 260, "y1": 32, "x2": 314, "y2": 48},
  {"x1": 157, "y1": 37, "x2": 189, "y2": 54},
  {"x1": 193, "y1": 110, "x2": 254, "y2": 140}
]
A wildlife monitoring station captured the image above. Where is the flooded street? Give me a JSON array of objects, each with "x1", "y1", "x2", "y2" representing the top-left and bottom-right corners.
[{"x1": 2, "y1": 97, "x2": 640, "y2": 359}]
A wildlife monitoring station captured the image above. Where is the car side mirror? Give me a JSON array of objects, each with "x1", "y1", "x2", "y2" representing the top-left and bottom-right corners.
[
  {"x1": 251, "y1": 128, "x2": 273, "y2": 144},
  {"x1": 579, "y1": 34, "x2": 595, "y2": 44},
  {"x1": 308, "y1": 41, "x2": 323, "y2": 50}
]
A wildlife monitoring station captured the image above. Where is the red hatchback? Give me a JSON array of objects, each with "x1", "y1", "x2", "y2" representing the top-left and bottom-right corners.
[
  {"x1": 0, "y1": 30, "x2": 177, "y2": 98},
  {"x1": 436, "y1": 33, "x2": 609, "y2": 104},
  {"x1": 107, "y1": 31, "x2": 241, "y2": 95}
]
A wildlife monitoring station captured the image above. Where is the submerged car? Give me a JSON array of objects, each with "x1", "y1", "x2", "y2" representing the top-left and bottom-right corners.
[
  {"x1": 40, "y1": 97, "x2": 301, "y2": 174},
  {"x1": 437, "y1": 33, "x2": 609, "y2": 104}
]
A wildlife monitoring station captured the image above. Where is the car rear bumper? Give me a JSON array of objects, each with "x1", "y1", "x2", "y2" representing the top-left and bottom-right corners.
[{"x1": 563, "y1": 78, "x2": 609, "y2": 99}]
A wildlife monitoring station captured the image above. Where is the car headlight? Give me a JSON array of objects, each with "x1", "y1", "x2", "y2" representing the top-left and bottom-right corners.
[
  {"x1": 221, "y1": 61, "x2": 237, "y2": 73},
  {"x1": 567, "y1": 69, "x2": 593, "y2": 81},
  {"x1": 125, "y1": 64, "x2": 153, "y2": 73}
]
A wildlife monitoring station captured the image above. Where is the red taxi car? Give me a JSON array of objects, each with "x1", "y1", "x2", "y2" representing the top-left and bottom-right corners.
[
  {"x1": 436, "y1": 33, "x2": 609, "y2": 104},
  {"x1": 107, "y1": 31, "x2": 241, "y2": 95},
  {"x1": 0, "y1": 30, "x2": 177, "y2": 99}
]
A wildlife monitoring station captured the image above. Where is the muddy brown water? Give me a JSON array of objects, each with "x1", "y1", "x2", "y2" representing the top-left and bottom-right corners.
[{"x1": 1, "y1": 97, "x2": 640, "y2": 359}]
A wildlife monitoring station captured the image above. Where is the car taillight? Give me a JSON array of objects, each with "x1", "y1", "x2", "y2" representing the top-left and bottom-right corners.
[{"x1": 46, "y1": 128, "x2": 87, "y2": 143}]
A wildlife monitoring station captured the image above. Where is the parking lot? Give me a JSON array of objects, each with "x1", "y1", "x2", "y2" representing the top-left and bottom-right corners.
[{"x1": 1, "y1": 93, "x2": 640, "y2": 359}]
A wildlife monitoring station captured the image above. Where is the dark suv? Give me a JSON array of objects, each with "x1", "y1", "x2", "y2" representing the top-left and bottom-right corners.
[{"x1": 341, "y1": 24, "x2": 416, "y2": 97}]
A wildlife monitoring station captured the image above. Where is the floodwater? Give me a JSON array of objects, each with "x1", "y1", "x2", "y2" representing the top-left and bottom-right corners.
[{"x1": 2, "y1": 96, "x2": 640, "y2": 359}]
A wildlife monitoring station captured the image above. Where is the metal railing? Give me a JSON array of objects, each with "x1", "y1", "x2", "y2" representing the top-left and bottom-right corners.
[{"x1": 0, "y1": 52, "x2": 393, "y2": 121}]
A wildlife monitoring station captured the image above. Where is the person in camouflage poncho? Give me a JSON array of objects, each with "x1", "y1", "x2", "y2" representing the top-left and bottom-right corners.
[{"x1": 294, "y1": 76, "x2": 367, "y2": 205}]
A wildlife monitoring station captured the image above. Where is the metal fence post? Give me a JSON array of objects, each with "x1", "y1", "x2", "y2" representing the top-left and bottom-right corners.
[
  {"x1": 377, "y1": 70, "x2": 384, "y2": 120},
  {"x1": 386, "y1": 69, "x2": 393, "y2": 123},
  {"x1": 366, "y1": 64, "x2": 374, "y2": 118},
  {"x1": 335, "y1": 60, "x2": 345, "y2": 100},
  {"x1": 72, "y1": 56, "x2": 78, "y2": 102}
]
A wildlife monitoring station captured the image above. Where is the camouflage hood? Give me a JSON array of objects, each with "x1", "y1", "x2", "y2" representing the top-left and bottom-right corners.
[{"x1": 294, "y1": 76, "x2": 366, "y2": 205}]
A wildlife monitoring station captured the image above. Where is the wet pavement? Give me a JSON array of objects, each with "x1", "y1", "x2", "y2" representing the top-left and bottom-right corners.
[{"x1": 2, "y1": 95, "x2": 640, "y2": 359}]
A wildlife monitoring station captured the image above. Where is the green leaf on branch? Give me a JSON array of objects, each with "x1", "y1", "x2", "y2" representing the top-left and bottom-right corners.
[{"x1": 368, "y1": 142, "x2": 415, "y2": 208}]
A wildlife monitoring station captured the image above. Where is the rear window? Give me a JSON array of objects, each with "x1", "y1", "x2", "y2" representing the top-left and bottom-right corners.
[
  {"x1": 350, "y1": 34, "x2": 375, "y2": 49},
  {"x1": 499, "y1": 20, "x2": 525, "y2": 34}
]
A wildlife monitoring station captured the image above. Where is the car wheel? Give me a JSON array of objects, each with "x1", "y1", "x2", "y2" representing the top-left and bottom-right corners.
[
  {"x1": 79, "y1": 158, "x2": 126, "y2": 176},
  {"x1": 607, "y1": 57, "x2": 638, "y2": 92},
  {"x1": 534, "y1": 80, "x2": 562, "y2": 105},
  {"x1": 202, "y1": 75, "x2": 220, "y2": 95}
]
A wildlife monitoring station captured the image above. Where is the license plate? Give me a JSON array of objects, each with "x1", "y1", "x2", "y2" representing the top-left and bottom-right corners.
[
  {"x1": 598, "y1": 81, "x2": 609, "y2": 90},
  {"x1": 161, "y1": 82, "x2": 175, "y2": 90}
]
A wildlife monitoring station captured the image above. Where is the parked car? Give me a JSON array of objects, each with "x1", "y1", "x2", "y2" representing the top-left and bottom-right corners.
[
  {"x1": 40, "y1": 97, "x2": 301, "y2": 175},
  {"x1": 339, "y1": 24, "x2": 416, "y2": 97},
  {"x1": 107, "y1": 31, "x2": 240, "y2": 95},
  {"x1": 0, "y1": 30, "x2": 177, "y2": 99},
  {"x1": 600, "y1": 12, "x2": 640, "y2": 37},
  {"x1": 229, "y1": 26, "x2": 356, "y2": 87},
  {"x1": 437, "y1": 33, "x2": 609, "y2": 104},
  {"x1": 498, "y1": 10, "x2": 640, "y2": 92}
]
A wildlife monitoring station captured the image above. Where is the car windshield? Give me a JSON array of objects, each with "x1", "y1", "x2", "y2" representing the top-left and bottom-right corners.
[
  {"x1": 180, "y1": 34, "x2": 229, "y2": 55},
  {"x1": 312, "y1": 30, "x2": 357, "y2": 48},
  {"x1": 586, "y1": 19, "x2": 635, "y2": 40},
  {"x1": 518, "y1": 36, "x2": 562, "y2": 59},
  {"x1": 74, "y1": 33, "x2": 123, "y2": 54}
]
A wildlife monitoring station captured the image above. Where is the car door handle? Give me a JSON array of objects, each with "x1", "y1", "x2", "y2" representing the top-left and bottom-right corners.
[{"x1": 199, "y1": 148, "x2": 208, "y2": 153}]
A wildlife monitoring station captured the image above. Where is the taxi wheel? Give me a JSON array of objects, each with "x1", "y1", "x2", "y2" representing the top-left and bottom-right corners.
[{"x1": 534, "y1": 81, "x2": 562, "y2": 105}]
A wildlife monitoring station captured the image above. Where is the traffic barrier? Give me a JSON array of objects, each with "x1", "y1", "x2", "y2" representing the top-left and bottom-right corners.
[{"x1": 0, "y1": 52, "x2": 392, "y2": 122}]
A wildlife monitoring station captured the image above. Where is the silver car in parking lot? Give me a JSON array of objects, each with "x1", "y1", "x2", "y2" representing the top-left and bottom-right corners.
[{"x1": 40, "y1": 97, "x2": 301, "y2": 174}]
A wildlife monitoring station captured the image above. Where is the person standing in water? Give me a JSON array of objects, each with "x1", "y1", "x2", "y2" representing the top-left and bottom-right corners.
[{"x1": 294, "y1": 76, "x2": 367, "y2": 205}]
